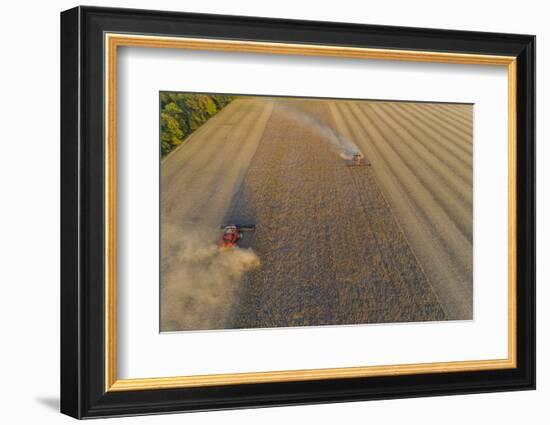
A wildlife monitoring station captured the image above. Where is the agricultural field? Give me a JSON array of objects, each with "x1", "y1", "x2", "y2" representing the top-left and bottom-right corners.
[{"x1": 160, "y1": 95, "x2": 472, "y2": 332}]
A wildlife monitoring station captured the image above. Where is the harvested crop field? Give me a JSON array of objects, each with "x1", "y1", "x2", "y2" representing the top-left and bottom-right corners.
[{"x1": 160, "y1": 96, "x2": 472, "y2": 332}]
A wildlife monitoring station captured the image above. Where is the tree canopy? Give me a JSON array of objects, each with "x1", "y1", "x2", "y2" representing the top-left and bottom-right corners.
[{"x1": 160, "y1": 93, "x2": 234, "y2": 157}]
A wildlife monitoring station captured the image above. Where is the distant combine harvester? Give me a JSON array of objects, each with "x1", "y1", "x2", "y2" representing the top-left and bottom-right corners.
[{"x1": 346, "y1": 152, "x2": 369, "y2": 167}]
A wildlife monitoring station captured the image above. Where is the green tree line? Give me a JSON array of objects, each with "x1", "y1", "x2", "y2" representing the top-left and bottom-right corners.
[{"x1": 160, "y1": 92, "x2": 234, "y2": 157}]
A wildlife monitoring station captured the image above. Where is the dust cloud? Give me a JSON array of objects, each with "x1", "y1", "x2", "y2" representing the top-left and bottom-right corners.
[
  {"x1": 160, "y1": 224, "x2": 260, "y2": 331},
  {"x1": 278, "y1": 102, "x2": 362, "y2": 160}
]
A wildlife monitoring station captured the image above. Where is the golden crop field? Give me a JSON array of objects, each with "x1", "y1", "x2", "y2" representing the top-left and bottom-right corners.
[{"x1": 160, "y1": 96, "x2": 472, "y2": 332}]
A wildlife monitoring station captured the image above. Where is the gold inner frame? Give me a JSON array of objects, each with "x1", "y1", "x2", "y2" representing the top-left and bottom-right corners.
[{"x1": 104, "y1": 33, "x2": 517, "y2": 392}]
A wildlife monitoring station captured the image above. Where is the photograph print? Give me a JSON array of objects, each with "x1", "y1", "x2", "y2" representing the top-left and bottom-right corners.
[{"x1": 159, "y1": 93, "x2": 473, "y2": 332}]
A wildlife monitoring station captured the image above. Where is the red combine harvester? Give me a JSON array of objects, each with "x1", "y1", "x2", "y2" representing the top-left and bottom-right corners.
[{"x1": 219, "y1": 224, "x2": 256, "y2": 248}]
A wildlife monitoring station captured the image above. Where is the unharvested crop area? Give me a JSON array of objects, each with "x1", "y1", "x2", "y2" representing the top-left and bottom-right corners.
[{"x1": 160, "y1": 96, "x2": 472, "y2": 331}]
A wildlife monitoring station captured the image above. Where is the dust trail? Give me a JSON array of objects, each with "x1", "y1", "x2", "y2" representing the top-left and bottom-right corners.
[
  {"x1": 277, "y1": 102, "x2": 362, "y2": 160},
  {"x1": 160, "y1": 224, "x2": 260, "y2": 331}
]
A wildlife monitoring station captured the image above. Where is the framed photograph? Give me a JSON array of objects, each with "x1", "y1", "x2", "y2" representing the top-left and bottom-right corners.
[{"x1": 60, "y1": 6, "x2": 535, "y2": 419}]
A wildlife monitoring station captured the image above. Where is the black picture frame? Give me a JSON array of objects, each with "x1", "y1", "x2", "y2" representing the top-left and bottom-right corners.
[{"x1": 61, "y1": 5, "x2": 535, "y2": 419}]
